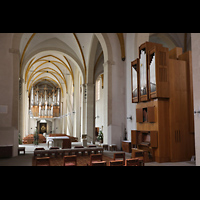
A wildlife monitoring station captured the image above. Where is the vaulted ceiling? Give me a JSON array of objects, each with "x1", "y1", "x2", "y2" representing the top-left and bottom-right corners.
[
  {"x1": 20, "y1": 33, "x2": 102, "y2": 96},
  {"x1": 20, "y1": 33, "x2": 125, "y2": 97}
]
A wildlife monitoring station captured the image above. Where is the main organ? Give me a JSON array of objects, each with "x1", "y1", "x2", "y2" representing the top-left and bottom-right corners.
[
  {"x1": 30, "y1": 85, "x2": 60, "y2": 118},
  {"x1": 131, "y1": 42, "x2": 195, "y2": 163}
]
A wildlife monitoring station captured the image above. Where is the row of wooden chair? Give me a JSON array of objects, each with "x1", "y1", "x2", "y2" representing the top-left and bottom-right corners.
[
  {"x1": 110, "y1": 152, "x2": 144, "y2": 166},
  {"x1": 88, "y1": 153, "x2": 143, "y2": 166},
  {"x1": 35, "y1": 152, "x2": 144, "y2": 166}
]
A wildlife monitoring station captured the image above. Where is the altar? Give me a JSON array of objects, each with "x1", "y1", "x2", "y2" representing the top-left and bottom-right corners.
[{"x1": 46, "y1": 136, "x2": 69, "y2": 148}]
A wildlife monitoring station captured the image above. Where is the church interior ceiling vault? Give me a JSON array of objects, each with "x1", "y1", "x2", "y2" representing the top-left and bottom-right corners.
[
  {"x1": 19, "y1": 34, "x2": 108, "y2": 94},
  {"x1": 19, "y1": 33, "x2": 125, "y2": 103}
]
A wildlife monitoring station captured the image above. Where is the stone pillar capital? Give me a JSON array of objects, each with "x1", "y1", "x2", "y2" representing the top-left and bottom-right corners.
[{"x1": 103, "y1": 60, "x2": 115, "y2": 68}]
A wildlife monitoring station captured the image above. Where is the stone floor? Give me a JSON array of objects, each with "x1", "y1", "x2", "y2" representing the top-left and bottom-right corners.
[{"x1": 0, "y1": 143, "x2": 196, "y2": 166}]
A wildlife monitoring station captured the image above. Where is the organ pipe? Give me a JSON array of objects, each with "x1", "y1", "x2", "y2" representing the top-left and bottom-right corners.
[{"x1": 30, "y1": 86, "x2": 61, "y2": 118}]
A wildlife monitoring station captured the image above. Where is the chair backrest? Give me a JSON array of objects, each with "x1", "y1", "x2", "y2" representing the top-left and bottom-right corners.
[
  {"x1": 113, "y1": 152, "x2": 125, "y2": 165},
  {"x1": 91, "y1": 161, "x2": 106, "y2": 166},
  {"x1": 50, "y1": 147, "x2": 59, "y2": 150},
  {"x1": 63, "y1": 155, "x2": 77, "y2": 166},
  {"x1": 125, "y1": 158, "x2": 140, "y2": 166},
  {"x1": 109, "y1": 160, "x2": 124, "y2": 166},
  {"x1": 35, "y1": 148, "x2": 45, "y2": 151},
  {"x1": 90, "y1": 154, "x2": 102, "y2": 165},
  {"x1": 74, "y1": 146, "x2": 84, "y2": 148},
  {"x1": 88, "y1": 145, "x2": 96, "y2": 148},
  {"x1": 36, "y1": 157, "x2": 50, "y2": 166}
]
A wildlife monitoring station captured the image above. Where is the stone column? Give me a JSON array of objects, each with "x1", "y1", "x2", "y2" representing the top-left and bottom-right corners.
[
  {"x1": 86, "y1": 83, "x2": 95, "y2": 143},
  {"x1": 103, "y1": 59, "x2": 126, "y2": 149},
  {"x1": 103, "y1": 60, "x2": 113, "y2": 145},
  {"x1": 66, "y1": 93, "x2": 73, "y2": 136},
  {"x1": 19, "y1": 78, "x2": 24, "y2": 138},
  {"x1": 81, "y1": 84, "x2": 86, "y2": 138}
]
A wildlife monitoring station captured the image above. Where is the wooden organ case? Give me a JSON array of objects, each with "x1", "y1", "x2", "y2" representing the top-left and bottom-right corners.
[{"x1": 131, "y1": 42, "x2": 195, "y2": 163}]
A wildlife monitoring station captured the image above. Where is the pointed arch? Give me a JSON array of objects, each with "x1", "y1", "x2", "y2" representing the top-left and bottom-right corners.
[{"x1": 117, "y1": 33, "x2": 125, "y2": 61}]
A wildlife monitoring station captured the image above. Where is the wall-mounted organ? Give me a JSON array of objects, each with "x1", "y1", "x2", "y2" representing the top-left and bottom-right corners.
[{"x1": 131, "y1": 42, "x2": 194, "y2": 163}]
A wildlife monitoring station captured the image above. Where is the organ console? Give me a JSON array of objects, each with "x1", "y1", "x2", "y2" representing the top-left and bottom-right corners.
[{"x1": 30, "y1": 85, "x2": 60, "y2": 118}]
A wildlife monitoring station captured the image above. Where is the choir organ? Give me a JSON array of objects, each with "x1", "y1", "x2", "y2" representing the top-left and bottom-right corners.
[{"x1": 131, "y1": 42, "x2": 195, "y2": 163}]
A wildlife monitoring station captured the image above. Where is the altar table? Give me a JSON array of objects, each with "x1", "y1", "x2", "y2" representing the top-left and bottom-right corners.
[{"x1": 46, "y1": 136, "x2": 69, "y2": 148}]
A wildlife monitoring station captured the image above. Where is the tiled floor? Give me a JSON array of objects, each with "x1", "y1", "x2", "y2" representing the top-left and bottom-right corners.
[{"x1": 0, "y1": 143, "x2": 196, "y2": 166}]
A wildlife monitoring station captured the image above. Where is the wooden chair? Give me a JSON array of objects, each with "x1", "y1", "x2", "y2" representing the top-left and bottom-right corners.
[
  {"x1": 74, "y1": 145, "x2": 84, "y2": 148},
  {"x1": 34, "y1": 148, "x2": 46, "y2": 157},
  {"x1": 138, "y1": 159, "x2": 144, "y2": 166},
  {"x1": 63, "y1": 155, "x2": 77, "y2": 166},
  {"x1": 88, "y1": 154, "x2": 103, "y2": 166},
  {"x1": 109, "y1": 144, "x2": 117, "y2": 151},
  {"x1": 125, "y1": 158, "x2": 140, "y2": 166},
  {"x1": 113, "y1": 152, "x2": 125, "y2": 165},
  {"x1": 109, "y1": 160, "x2": 124, "y2": 166},
  {"x1": 87, "y1": 145, "x2": 96, "y2": 148},
  {"x1": 49, "y1": 147, "x2": 59, "y2": 149},
  {"x1": 87, "y1": 145, "x2": 97, "y2": 155},
  {"x1": 91, "y1": 161, "x2": 106, "y2": 166},
  {"x1": 49, "y1": 147, "x2": 59, "y2": 157},
  {"x1": 35, "y1": 157, "x2": 50, "y2": 166},
  {"x1": 103, "y1": 144, "x2": 108, "y2": 151},
  {"x1": 35, "y1": 148, "x2": 45, "y2": 150},
  {"x1": 74, "y1": 146, "x2": 84, "y2": 156}
]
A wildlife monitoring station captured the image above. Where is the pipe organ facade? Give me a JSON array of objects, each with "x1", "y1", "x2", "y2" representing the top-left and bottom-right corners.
[{"x1": 30, "y1": 85, "x2": 60, "y2": 118}]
